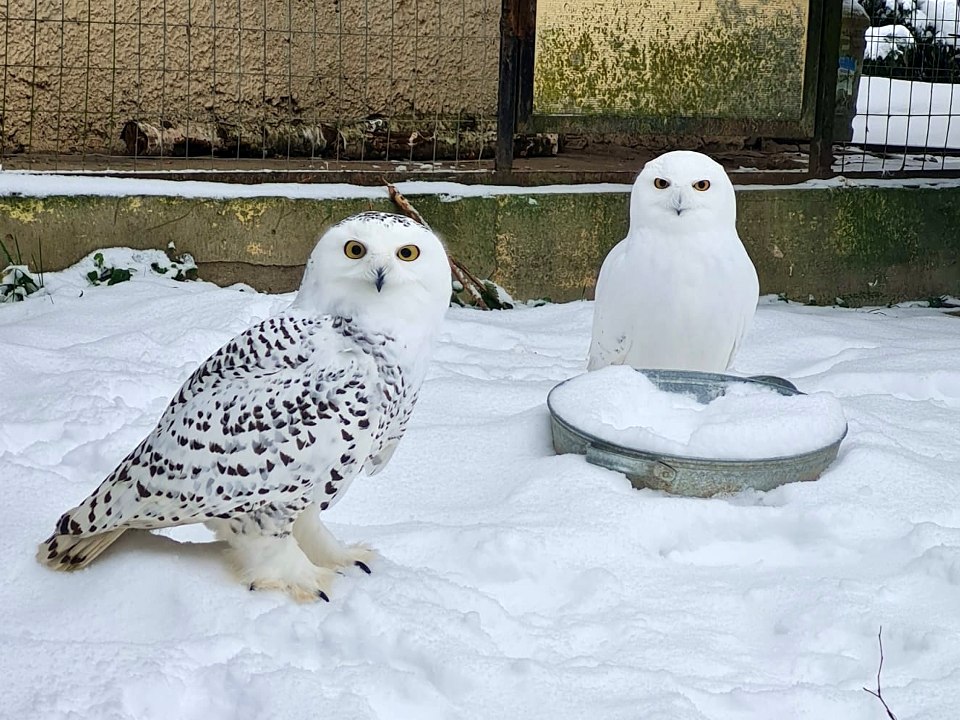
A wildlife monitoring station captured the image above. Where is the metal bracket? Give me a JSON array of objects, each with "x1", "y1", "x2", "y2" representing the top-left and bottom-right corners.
[{"x1": 585, "y1": 443, "x2": 677, "y2": 482}]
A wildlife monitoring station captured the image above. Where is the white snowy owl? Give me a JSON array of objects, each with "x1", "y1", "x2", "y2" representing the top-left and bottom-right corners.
[
  {"x1": 38, "y1": 212, "x2": 451, "y2": 602},
  {"x1": 587, "y1": 150, "x2": 759, "y2": 373}
]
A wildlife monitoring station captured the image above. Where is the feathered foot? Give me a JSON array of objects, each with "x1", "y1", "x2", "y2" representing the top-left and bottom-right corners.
[
  {"x1": 293, "y1": 504, "x2": 379, "y2": 574},
  {"x1": 226, "y1": 533, "x2": 337, "y2": 603}
]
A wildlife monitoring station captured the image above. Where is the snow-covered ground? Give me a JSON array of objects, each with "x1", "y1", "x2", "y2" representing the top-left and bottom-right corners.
[
  {"x1": 833, "y1": 145, "x2": 960, "y2": 172},
  {"x1": 853, "y1": 75, "x2": 960, "y2": 150},
  {"x1": 3, "y1": 261, "x2": 960, "y2": 720}
]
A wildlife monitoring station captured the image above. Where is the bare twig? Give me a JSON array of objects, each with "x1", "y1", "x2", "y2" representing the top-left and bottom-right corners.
[
  {"x1": 385, "y1": 182, "x2": 430, "y2": 229},
  {"x1": 384, "y1": 180, "x2": 490, "y2": 310},
  {"x1": 448, "y1": 259, "x2": 489, "y2": 310},
  {"x1": 863, "y1": 627, "x2": 899, "y2": 720},
  {"x1": 450, "y1": 255, "x2": 485, "y2": 289}
]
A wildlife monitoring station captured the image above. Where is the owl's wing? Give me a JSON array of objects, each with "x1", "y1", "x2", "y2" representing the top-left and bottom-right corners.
[
  {"x1": 587, "y1": 240, "x2": 632, "y2": 370},
  {"x1": 724, "y1": 253, "x2": 760, "y2": 369},
  {"x1": 364, "y1": 440, "x2": 399, "y2": 476},
  {"x1": 724, "y1": 326, "x2": 744, "y2": 370},
  {"x1": 363, "y1": 383, "x2": 421, "y2": 476},
  {"x1": 51, "y1": 315, "x2": 382, "y2": 538}
]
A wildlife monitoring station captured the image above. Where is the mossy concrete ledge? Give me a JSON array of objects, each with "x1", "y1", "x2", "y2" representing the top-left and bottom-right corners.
[{"x1": 1, "y1": 183, "x2": 958, "y2": 305}]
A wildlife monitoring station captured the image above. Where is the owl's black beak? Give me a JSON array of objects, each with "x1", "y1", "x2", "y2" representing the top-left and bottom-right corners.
[{"x1": 374, "y1": 267, "x2": 386, "y2": 292}]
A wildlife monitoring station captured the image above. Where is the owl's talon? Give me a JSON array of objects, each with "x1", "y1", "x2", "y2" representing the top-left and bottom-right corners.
[
  {"x1": 355, "y1": 560, "x2": 371, "y2": 574},
  {"x1": 248, "y1": 583, "x2": 256, "y2": 591},
  {"x1": 317, "y1": 589, "x2": 329, "y2": 602}
]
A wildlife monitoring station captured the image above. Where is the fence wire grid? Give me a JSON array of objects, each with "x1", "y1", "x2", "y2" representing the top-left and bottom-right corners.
[
  {"x1": 0, "y1": 0, "x2": 959, "y2": 180},
  {"x1": 0, "y1": 0, "x2": 500, "y2": 172},
  {"x1": 834, "y1": 0, "x2": 960, "y2": 175}
]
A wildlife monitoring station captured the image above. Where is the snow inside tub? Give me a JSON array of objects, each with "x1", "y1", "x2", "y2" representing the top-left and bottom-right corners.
[{"x1": 547, "y1": 367, "x2": 847, "y2": 497}]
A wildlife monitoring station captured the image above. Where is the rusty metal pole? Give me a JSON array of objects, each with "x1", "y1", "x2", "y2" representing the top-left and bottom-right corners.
[
  {"x1": 810, "y1": 0, "x2": 843, "y2": 178},
  {"x1": 496, "y1": 0, "x2": 521, "y2": 178},
  {"x1": 517, "y1": 0, "x2": 537, "y2": 127}
]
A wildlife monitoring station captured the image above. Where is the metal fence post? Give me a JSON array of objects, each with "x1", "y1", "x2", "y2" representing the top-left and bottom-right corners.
[
  {"x1": 517, "y1": 0, "x2": 537, "y2": 127},
  {"x1": 810, "y1": 0, "x2": 843, "y2": 178},
  {"x1": 496, "y1": 0, "x2": 521, "y2": 177}
]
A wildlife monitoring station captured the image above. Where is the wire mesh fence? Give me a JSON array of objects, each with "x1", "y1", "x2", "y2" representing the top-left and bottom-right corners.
[
  {"x1": 835, "y1": 0, "x2": 960, "y2": 174},
  {"x1": 1, "y1": 0, "x2": 959, "y2": 180},
  {"x1": 0, "y1": 0, "x2": 501, "y2": 172}
]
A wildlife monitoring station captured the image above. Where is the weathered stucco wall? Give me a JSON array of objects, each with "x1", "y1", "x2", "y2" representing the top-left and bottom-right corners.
[
  {"x1": 2, "y1": 184, "x2": 959, "y2": 306},
  {"x1": 534, "y1": 0, "x2": 809, "y2": 119},
  {"x1": 0, "y1": 0, "x2": 500, "y2": 154},
  {"x1": 2, "y1": 0, "x2": 819, "y2": 155}
]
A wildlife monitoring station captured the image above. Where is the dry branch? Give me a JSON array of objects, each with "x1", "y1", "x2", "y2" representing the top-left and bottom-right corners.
[
  {"x1": 121, "y1": 121, "x2": 217, "y2": 157},
  {"x1": 120, "y1": 120, "x2": 338, "y2": 158},
  {"x1": 449, "y1": 260, "x2": 490, "y2": 310},
  {"x1": 121, "y1": 117, "x2": 557, "y2": 162},
  {"x1": 385, "y1": 183, "x2": 431, "y2": 229},
  {"x1": 385, "y1": 182, "x2": 492, "y2": 310},
  {"x1": 863, "y1": 627, "x2": 899, "y2": 720}
]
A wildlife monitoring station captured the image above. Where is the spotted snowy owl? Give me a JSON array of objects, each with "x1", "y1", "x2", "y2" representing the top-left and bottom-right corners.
[
  {"x1": 588, "y1": 150, "x2": 759, "y2": 373},
  {"x1": 38, "y1": 211, "x2": 451, "y2": 602}
]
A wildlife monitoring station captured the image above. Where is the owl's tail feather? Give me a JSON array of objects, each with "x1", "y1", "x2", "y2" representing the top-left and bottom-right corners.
[{"x1": 36, "y1": 528, "x2": 127, "y2": 571}]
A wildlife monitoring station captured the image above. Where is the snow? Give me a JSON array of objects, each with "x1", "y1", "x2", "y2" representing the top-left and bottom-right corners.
[
  {"x1": 833, "y1": 145, "x2": 960, "y2": 172},
  {"x1": 853, "y1": 75, "x2": 960, "y2": 149},
  {"x1": 1, "y1": 171, "x2": 960, "y2": 210},
  {"x1": 0, "y1": 172, "x2": 633, "y2": 201},
  {"x1": 549, "y1": 366, "x2": 847, "y2": 460},
  {"x1": 920, "y1": 0, "x2": 960, "y2": 45},
  {"x1": 3, "y1": 257, "x2": 960, "y2": 719},
  {"x1": 871, "y1": 0, "x2": 960, "y2": 45},
  {"x1": 0, "y1": 264, "x2": 41, "y2": 302},
  {"x1": 864, "y1": 24, "x2": 916, "y2": 60}
]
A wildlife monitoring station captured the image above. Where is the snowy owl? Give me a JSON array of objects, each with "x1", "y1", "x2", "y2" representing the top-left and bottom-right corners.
[
  {"x1": 587, "y1": 150, "x2": 759, "y2": 373},
  {"x1": 38, "y1": 212, "x2": 451, "y2": 602}
]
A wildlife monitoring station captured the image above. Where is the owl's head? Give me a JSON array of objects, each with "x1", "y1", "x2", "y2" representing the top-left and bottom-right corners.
[
  {"x1": 293, "y1": 212, "x2": 451, "y2": 330},
  {"x1": 629, "y1": 150, "x2": 736, "y2": 232}
]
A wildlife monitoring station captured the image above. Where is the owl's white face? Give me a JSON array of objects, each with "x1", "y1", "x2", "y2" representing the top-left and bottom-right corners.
[
  {"x1": 294, "y1": 212, "x2": 451, "y2": 329},
  {"x1": 629, "y1": 150, "x2": 737, "y2": 233}
]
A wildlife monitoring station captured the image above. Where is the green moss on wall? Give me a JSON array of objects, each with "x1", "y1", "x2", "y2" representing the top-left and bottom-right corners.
[
  {"x1": 0, "y1": 185, "x2": 957, "y2": 305},
  {"x1": 534, "y1": 1, "x2": 807, "y2": 120}
]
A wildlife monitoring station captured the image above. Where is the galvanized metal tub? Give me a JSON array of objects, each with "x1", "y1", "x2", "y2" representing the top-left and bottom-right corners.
[{"x1": 547, "y1": 369, "x2": 847, "y2": 498}]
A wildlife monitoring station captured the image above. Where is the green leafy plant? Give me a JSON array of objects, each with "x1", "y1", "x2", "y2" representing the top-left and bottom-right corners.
[
  {"x1": 927, "y1": 295, "x2": 959, "y2": 308},
  {"x1": 87, "y1": 244, "x2": 199, "y2": 288},
  {"x1": 87, "y1": 252, "x2": 134, "y2": 286},
  {"x1": 151, "y1": 242, "x2": 199, "y2": 282},
  {"x1": 479, "y1": 280, "x2": 514, "y2": 310},
  {"x1": 0, "y1": 234, "x2": 43, "y2": 303}
]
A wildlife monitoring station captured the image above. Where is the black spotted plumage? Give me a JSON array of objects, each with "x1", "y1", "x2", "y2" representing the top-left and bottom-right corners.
[
  {"x1": 37, "y1": 210, "x2": 451, "y2": 604},
  {"x1": 38, "y1": 312, "x2": 416, "y2": 569}
]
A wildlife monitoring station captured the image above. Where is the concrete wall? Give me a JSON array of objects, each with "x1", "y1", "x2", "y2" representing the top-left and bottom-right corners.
[
  {"x1": 534, "y1": 0, "x2": 808, "y2": 119},
  {"x1": 2, "y1": 184, "x2": 959, "y2": 305},
  {"x1": 3, "y1": 0, "x2": 815, "y2": 156},
  {"x1": 1, "y1": 0, "x2": 500, "y2": 154}
]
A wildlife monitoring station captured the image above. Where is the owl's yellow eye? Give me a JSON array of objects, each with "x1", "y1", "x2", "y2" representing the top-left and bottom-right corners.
[
  {"x1": 693, "y1": 179, "x2": 711, "y2": 191},
  {"x1": 396, "y1": 244, "x2": 420, "y2": 262},
  {"x1": 344, "y1": 240, "x2": 366, "y2": 259},
  {"x1": 653, "y1": 178, "x2": 670, "y2": 189}
]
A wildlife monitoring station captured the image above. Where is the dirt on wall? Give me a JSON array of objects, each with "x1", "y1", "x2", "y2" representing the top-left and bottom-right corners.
[{"x1": 0, "y1": 0, "x2": 501, "y2": 155}]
